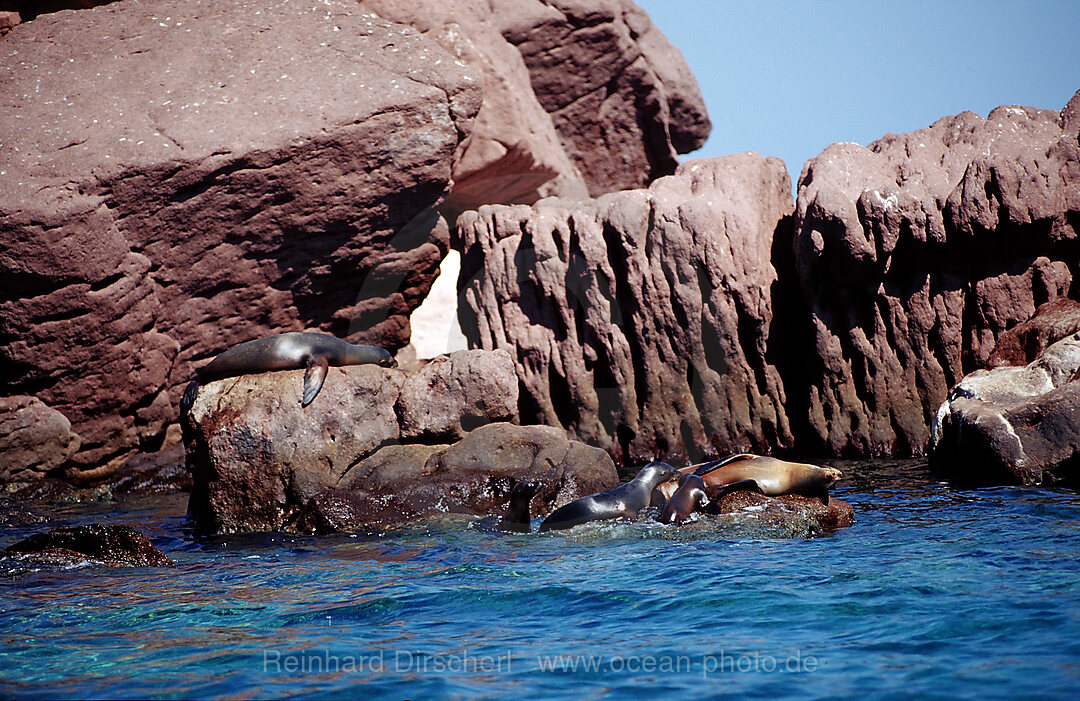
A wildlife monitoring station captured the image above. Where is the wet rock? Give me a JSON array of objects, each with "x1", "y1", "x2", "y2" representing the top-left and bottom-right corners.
[
  {"x1": 986, "y1": 298, "x2": 1080, "y2": 368},
  {"x1": 0, "y1": 396, "x2": 80, "y2": 483},
  {"x1": 792, "y1": 92, "x2": 1080, "y2": 457},
  {"x1": 708, "y1": 491, "x2": 854, "y2": 536},
  {"x1": 396, "y1": 349, "x2": 519, "y2": 442},
  {"x1": 3, "y1": 524, "x2": 173, "y2": 567},
  {"x1": 930, "y1": 332, "x2": 1080, "y2": 485},
  {"x1": 0, "y1": 0, "x2": 481, "y2": 478},
  {"x1": 494, "y1": 0, "x2": 711, "y2": 195},
  {"x1": 458, "y1": 154, "x2": 794, "y2": 464},
  {"x1": 197, "y1": 421, "x2": 617, "y2": 535},
  {"x1": 0, "y1": 496, "x2": 50, "y2": 526}
]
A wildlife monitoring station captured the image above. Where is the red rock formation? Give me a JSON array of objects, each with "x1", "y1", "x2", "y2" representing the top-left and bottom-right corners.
[
  {"x1": 493, "y1": 0, "x2": 711, "y2": 195},
  {"x1": 986, "y1": 298, "x2": 1080, "y2": 367},
  {"x1": 0, "y1": 0, "x2": 481, "y2": 477},
  {"x1": 793, "y1": 91, "x2": 1080, "y2": 457},
  {"x1": 458, "y1": 154, "x2": 794, "y2": 465}
]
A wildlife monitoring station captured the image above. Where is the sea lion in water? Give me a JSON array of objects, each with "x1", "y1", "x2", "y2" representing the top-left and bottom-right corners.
[
  {"x1": 658, "y1": 473, "x2": 710, "y2": 525},
  {"x1": 538, "y1": 462, "x2": 679, "y2": 532},
  {"x1": 692, "y1": 454, "x2": 842, "y2": 504},
  {"x1": 494, "y1": 480, "x2": 541, "y2": 533},
  {"x1": 180, "y1": 332, "x2": 395, "y2": 411}
]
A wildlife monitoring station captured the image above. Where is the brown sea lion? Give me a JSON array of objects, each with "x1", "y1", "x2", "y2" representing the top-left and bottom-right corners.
[
  {"x1": 180, "y1": 332, "x2": 395, "y2": 411},
  {"x1": 658, "y1": 473, "x2": 710, "y2": 525},
  {"x1": 692, "y1": 454, "x2": 843, "y2": 504},
  {"x1": 495, "y1": 480, "x2": 541, "y2": 533}
]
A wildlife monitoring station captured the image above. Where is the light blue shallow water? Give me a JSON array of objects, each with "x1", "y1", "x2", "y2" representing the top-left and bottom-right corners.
[{"x1": 1, "y1": 461, "x2": 1079, "y2": 699}]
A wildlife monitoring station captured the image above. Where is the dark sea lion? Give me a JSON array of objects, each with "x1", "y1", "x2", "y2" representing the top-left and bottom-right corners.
[
  {"x1": 693, "y1": 454, "x2": 842, "y2": 504},
  {"x1": 538, "y1": 462, "x2": 679, "y2": 532},
  {"x1": 180, "y1": 331, "x2": 395, "y2": 411},
  {"x1": 494, "y1": 480, "x2": 541, "y2": 533},
  {"x1": 658, "y1": 473, "x2": 710, "y2": 525}
]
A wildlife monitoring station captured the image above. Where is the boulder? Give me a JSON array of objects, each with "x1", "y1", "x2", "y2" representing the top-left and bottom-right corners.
[
  {"x1": 183, "y1": 350, "x2": 551, "y2": 533},
  {"x1": 0, "y1": 396, "x2": 80, "y2": 483},
  {"x1": 707, "y1": 491, "x2": 854, "y2": 536},
  {"x1": 986, "y1": 298, "x2": 1080, "y2": 367},
  {"x1": 358, "y1": 0, "x2": 588, "y2": 216},
  {"x1": 397, "y1": 348, "x2": 519, "y2": 442},
  {"x1": 0, "y1": 10, "x2": 19, "y2": 36},
  {"x1": 793, "y1": 92, "x2": 1080, "y2": 457},
  {"x1": 930, "y1": 332, "x2": 1080, "y2": 485},
  {"x1": 457, "y1": 154, "x2": 794, "y2": 465},
  {"x1": 296, "y1": 422, "x2": 618, "y2": 534},
  {"x1": 493, "y1": 0, "x2": 711, "y2": 196},
  {"x1": 0, "y1": 0, "x2": 482, "y2": 478},
  {"x1": 3, "y1": 524, "x2": 173, "y2": 567}
]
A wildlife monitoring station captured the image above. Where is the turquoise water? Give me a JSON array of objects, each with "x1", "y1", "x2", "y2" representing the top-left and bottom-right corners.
[{"x1": 2, "y1": 461, "x2": 1079, "y2": 699}]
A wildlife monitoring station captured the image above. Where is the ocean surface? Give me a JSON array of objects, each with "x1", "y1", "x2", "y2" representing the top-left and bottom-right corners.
[{"x1": 1, "y1": 460, "x2": 1079, "y2": 700}]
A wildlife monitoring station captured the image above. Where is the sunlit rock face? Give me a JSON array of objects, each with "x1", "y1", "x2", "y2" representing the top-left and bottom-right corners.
[
  {"x1": 792, "y1": 91, "x2": 1080, "y2": 457},
  {"x1": 0, "y1": 0, "x2": 481, "y2": 476}
]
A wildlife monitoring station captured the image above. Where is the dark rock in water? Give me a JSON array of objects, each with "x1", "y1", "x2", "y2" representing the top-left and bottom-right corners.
[
  {"x1": 189, "y1": 387, "x2": 618, "y2": 534},
  {"x1": 458, "y1": 154, "x2": 795, "y2": 465},
  {"x1": 930, "y1": 332, "x2": 1080, "y2": 485},
  {"x1": 0, "y1": 497, "x2": 50, "y2": 527},
  {"x1": 0, "y1": 396, "x2": 81, "y2": 484},
  {"x1": 4, "y1": 524, "x2": 173, "y2": 567},
  {"x1": 986, "y1": 299, "x2": 1080, "y2": 368},
  {"x1": 709, "y1": 491, "x2": 855, "y2": 536}
]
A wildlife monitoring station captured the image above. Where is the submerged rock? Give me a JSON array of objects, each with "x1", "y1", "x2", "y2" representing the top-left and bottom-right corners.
[
  {"x1": 930, "y1": 332, "x2": 1080, "y2": 485},
  {"x1": 3, "y1": 524, "x2": 173, "y2": 567}
]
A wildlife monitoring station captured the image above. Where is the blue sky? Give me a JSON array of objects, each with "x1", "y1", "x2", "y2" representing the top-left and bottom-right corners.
[{"x1": 636, "y1": 0, "x2": 1080, "y2": 188}]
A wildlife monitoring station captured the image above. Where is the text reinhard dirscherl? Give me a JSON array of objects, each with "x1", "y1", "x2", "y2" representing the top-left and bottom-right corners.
[{"x1": 262, "y1": 649, "x2": 819, "y2": 678}]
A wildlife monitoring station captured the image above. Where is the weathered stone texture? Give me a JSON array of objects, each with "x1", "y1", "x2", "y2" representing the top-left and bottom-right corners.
[
  {"x1": 458, "y1": 154, "x2": 794, "y2": 465},
  {"x1": 793, "y1": 93, "x2": 1080, "y2": 456},
  {"x1": 0, "y1": 0, "x2": 481, "y2": 476}
]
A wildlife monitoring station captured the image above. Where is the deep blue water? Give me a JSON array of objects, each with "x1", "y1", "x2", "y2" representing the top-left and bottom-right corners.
[{"x1": 2, "y1": 461, "x2": 1079, "y2": 699}]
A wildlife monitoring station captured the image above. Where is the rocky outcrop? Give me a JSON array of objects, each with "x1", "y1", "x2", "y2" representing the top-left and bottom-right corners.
[
  {"x1": 0, "y1": 396, "x2": 80, "y2": 482},
  {"x1": 295, "y1": 423, "x2": 618, "y2": 534},
  {"x1": 792, "y1": 91, "x2": 1080, "y2": 457},
  {"x1": 397, "y1": 349, "x2": 519, "y2": 442},
  {"x1": 181, "y1": 349, "x2": 601, "y2": 533},
  {"x1": 494, "y1": 0, "x2": 711, "y2": 196},
  {"x1": 3, "y1": 524, "x2": 173, "y2": 567},
  {"x1": 0, "y1": 11, "x2": 19, "y2": 35},
  {"x1": 708, "y1": 491, "x2": 854, "y2": 537},
  {"x1": 986, "y1": 298, "x2": 1080, "y2": 367},
  {"x1": 458, "y1": 154, "x2": 794, "y2": 465},
  {"x1": 0, "y1": 0, "x2": 482, "y2": 478},
  {"x1": 930, "y1": 332, "x2": 1080, "y2": 486},
  {"x1": 356, "y1": 0, "x2": 711, "y2": 211}
]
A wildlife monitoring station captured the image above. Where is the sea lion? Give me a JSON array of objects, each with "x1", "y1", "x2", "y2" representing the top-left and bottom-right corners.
[
  {"x1": 692, "y1": 454, "x2": 842, "y2": 504},
  {"x1": 180, "y1": 331, "x2": 395, "y2": 411},
  {"x1": 658, "y1": 473, "x2": 710, "y2": 525},
  {"x1": 538, "y1": 462, "x2": 680, "y2": 532},
  {"x1": 494, "y1": 480, "x2": 541, "y2": 533}
]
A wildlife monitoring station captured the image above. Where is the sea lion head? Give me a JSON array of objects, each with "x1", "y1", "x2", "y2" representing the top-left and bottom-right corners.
[
  {"x1": 510, "y1": 479, "x2": 540, "y2": 500},
  {"x1": 636, "y1": 461, "x2": 680, "y2": 487}
]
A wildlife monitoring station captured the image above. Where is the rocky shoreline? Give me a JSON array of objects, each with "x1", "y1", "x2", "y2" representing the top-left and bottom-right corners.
[{"x1": 0, "y1": 1, "x2": 1077, "y2": 534}]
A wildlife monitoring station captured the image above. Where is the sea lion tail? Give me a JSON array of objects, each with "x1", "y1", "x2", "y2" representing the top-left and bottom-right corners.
[{"x1": 180, "y1": 380, "x2": 200, "y2": 414}]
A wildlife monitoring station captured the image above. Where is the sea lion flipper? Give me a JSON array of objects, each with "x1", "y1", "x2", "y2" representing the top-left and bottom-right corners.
[
  {"x1": 302, "y1": 355, "x2": 329, "y2": 406},
  {"x1": 709, "y1": 478, "x2": 764, "y2": 499},
  {"x1": 693, "y1": 453, "x2": 756, "y2": 477},
  {"x1": 180, "y1": 380, "x2": 200, "y2": 414}
]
